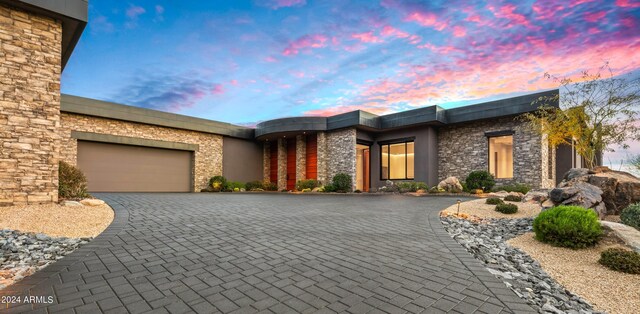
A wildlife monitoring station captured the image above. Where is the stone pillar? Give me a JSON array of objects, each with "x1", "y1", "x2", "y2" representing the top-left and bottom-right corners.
[
  {"x1": 296, "y1": 135, "x2": 306, "y2": 182},
  {"x1": 326, "y1": 128, "x2": 357, "y2": 191},
  {"x1": 316, "y1": 132, "x2": 328, "y2": 185},
  {"x1": 277, "y1": 138, "x2": 287, "y2": 190},
  {"x1": 263, "y1": 142, "x2": 270, "y2": 183},
  {"x1": 0, "y1": 5, "x2": 62, "y2": 205}
]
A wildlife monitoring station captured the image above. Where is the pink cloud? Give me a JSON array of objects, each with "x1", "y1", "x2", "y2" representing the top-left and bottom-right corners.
[
  {"x1": 263, "y1": 56, "x2": 278, "y2": 63},
  {"x1": 404, "y1": 11, "x2": 447, "y2": 31},
  {"x1": 584, "y1": 11, "x2": 606, "y2": 22},
  {"x1": 258, "y1": 0, "x2": 306, "y2": 9},
  {"x1": 211, "y1": 84, "x2": 224, "y2": 95},
  {"x1": 289, "y1": 70, "x2": 305, "y2": 78},
  {"x1": 490, "y1": 4, "x2": 534, "y2": 29},
  {"x1": 351, "y1": 31, "x2": 383, "y2": 43},
  {"x1": 126, "y1": 5, "x2": 146, "y2": 18},
  {"x1": 616, "y1": 0, "x2": 640, "y2": 7},
  {"x1": 453, "y1": 26, "x2": 466, "y2": 37},
  {"x1": 282, "y1": 34, "x2": 328, "y2": 56},
  {"x1": 381, "y1": 25, "x2": 409, "y2": 38}
]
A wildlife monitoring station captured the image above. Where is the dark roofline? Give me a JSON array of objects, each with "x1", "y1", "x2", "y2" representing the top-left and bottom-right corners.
[
  {"x1": 0, "y1": 0, "x2": 88, "y2": 69},
  {"x1": 61, "y1": 94, "x2": 255, "y2": 139}
]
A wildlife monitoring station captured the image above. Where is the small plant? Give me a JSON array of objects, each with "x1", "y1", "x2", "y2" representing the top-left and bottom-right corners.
[
  {"x1": 396, "y1": 182, "x2": 415, "y2": 193},
  {"x1": 296, "y1": 179, "x2": 319, "y2": 191},
  {"x1": 208, "y1": 176, "x2": 227, "y2": 192},
  {"x1": 331, "y1": 173, "x2": 352, "y2": 193},
  {"x1": 58, "y1": 161, "x2": 89, "y2": 199},
  {"x1": 533, "y1": 205, "x2": 603, "y2": 249},
  {"x1": 504, "y1": 195, "x2": 523, "y2": 202},
  {"x1": 301, "y1": 188, "x2": 311, "y2": 192},
  {"x1": 225, "y1": 181, "x2": 245, "y2": 192},
  {"x1": 354, "y1": 189, "x2": 362, "y2": 193},
  {"x1": 620, "y1": 203, "x2": 640, "y2": 231},
  {"x1": 494, "y1": 183, "x2": 531, "y2": 194},
  {"x1": 322, "y1": 184, "x2": 336, "y2": 193},
  {"x1": 415, "y1": 182, "x2": 428, "y2": 191},
  {"x1": 245, "y1": 181, "x2": 264, "y2": 191},
  {"x1": 495, "y1": 203, "x2": 518, "y2": 214},
  {"x1": 264, "y1": 183, "x2": 278, "y2": 191},
  {"x1": 280, "y1": 189, "x2": 289, "y2": 192},
  {"x1": 599, "y1": 248, "x2": 640, "y2": 274},
  {"x1": 486, "y1": 198, "x2": 504, "y2": 205},
  {"x1": 465, "y1": 170, "x2": 495, "y2": 192}
]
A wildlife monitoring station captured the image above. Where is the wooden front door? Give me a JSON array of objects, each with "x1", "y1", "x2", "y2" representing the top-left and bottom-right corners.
[
  {"x1": 287, "y1": 140, "x2": 296, "y2": 190},
  {"x1": 363, "y1": 148, "x2": 370, "y2": 192},
  {"x1": 306, "y1": 134, "x2": 317, "y2": 180}
]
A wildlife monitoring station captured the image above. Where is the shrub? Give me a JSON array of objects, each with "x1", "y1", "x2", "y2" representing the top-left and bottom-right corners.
[
  {"x1": 415, "y1": 182, "x2": 428, "y2": 191},
  {"x1": 495, "y1": 203, "x2": 518, "y2": 214},
  {"x1": 331, "y1": 173, "x2": 352, "y2": 193},
  {"x1": 504, "y1": 195, "x2": 523, "y2": 202},
  {"x1": 620, "y1": 203, "x2": 640, "y2": 231},
  {"x1": 354, "y1": 189, "x2": 362, "y2": 193},
  {"x1": 296, "y1": 179, "x2": 319, "y2": 191},
  {"x1": 533, "y1": 205, "x2": 603, "y2": 248},
  {"x1": 264, "y1": 183, "x2": 278, "y2": 191},
  {"x1": 226, "y1": 181, "x2": 244, "y2": 191},
  {"x1": 322, "y1": 184, "x2": 336, "y2": 193},
  {"x1": 486, "y1": 197, "x2": 504, "y2": 205},
  {"x1": 396, "y1": 182, "x2": 415, "y2": 193},
  {"x1": 598, "y1": 248, "x2": 640, "y2": 274},
  {"x1": 465, "y1": 171, "x2": 495, "y2": 192},
  {"x1": 208, "y1": 176, "x2": 227, "y2": 192},
  {"x1": 245, "y1": 181, "x2": 264, "y2": 191},
  {"x1": 301, "y1": 188, "x2": 311, "y2": 193},
  {"x1": 58, "y1": 161, "x2": 89, "y2": 199},
  {"x1": 494, "y1": 183, "x2": 531, "y2": 194}
]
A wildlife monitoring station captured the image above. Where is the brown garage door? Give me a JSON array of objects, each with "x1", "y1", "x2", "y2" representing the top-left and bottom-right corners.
[{"x1": 77, "y1": 141, "x2": 192, "y2": 192}]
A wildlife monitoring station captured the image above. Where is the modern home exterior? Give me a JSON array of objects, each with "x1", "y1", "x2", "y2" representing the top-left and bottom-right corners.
[{"x1": 0, "y1": 0, "x2": 577, "y2": 205}]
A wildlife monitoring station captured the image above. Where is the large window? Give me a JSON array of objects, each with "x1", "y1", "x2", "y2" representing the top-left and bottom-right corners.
[
  {"x1": 488, "y1": 135, "x2": 513, "y2": 179},
  {"x1": 381, "y1": 141, "x2": 414, "y2": 180}
]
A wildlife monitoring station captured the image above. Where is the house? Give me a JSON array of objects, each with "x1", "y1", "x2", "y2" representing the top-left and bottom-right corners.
[{"x1": 0, "y1": 0, "x2": 578, "y2": 205}]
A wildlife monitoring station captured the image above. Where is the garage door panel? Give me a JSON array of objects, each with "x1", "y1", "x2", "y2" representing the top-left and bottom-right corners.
[{"x1": 77, "y1": 141, "x2": 192, "y2": 192}]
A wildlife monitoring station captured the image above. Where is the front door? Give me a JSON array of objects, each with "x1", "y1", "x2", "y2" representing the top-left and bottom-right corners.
[
  {"x1": 287, "y1": 139, "x2": 296, "y2": 190},
  {"x1": 356, "y1": 144, "x2": 370, "y2": 192}
]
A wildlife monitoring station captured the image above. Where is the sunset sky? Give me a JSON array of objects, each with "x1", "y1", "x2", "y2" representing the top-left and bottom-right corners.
[{"x1": 61, "y1": 0, "x2": 640, "y2": 169}]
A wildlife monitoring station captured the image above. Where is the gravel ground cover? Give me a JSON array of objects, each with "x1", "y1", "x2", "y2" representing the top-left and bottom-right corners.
[
  {"x1": 441, "y1": 216, "x2": 603, "y2": 314},
  {"x1": 0, "y1": 203, "x2": 113, "y2": 238},
  {"x1": 441, "y1": 198, "x2": 542, "y2": 219},
  {"x1": 0, "y1": 229, "x2": 90, "y2": 290}
]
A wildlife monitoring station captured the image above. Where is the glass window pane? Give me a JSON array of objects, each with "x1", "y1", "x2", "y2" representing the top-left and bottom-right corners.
[
  {"x1": 389, "y1": 143, "x2": 406, "y2": 179},
  {"x1": 381, "y1": 145, "x2": 388, "y2": 180},
  {"x1": 489, "y1": 136, "x2": 513, "y2": 179},
  {"x1": 407, "y1": 142, "x2": 414, "y2": 179}
]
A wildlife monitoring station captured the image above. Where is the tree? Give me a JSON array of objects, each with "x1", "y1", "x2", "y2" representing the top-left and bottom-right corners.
[
  {"x1": 522, "y1": 63, "x2": 640, "y2": 169},
  {"x1": 631, "y1": 154, "x2": 640, "y2": 174}
]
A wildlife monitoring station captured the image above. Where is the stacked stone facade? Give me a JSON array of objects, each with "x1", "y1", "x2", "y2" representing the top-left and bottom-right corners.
[
  {"x1": 316, "y1": 132, "x2": 328, "y2": 184},
  {"x1": 0, "y1": 5, "x2": 62, "y2": 205},
  {"x1": 262, "y1": 142, "x2": 271, "y2": 183},
  {"x1": 59, "y1": 113, "x2": 223, "y2": 192},
  {"x1": 325, "y1": 128, "x2": 357, "y2": 190},
  {"x1": 295, "y1": 135, "x2": 306, "y2": 182},
  {"x1": 438, "y1": 117, "x2": 554, "y2": 189},
  {"x1": 277, "y1": 138, "x2": 287, "y2": 190}
]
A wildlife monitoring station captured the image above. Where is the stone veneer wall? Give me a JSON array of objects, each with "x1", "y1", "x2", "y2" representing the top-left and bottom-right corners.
[
  {"x1": 0, "y1": 5, "x2": 62, "y2": 205},
  {"x1": 296, "y1": 135, "x2": 306, "y2": 182},
  {"x1": 262, "y1": 142, "x2": 271, "y2": 183},
  {"x1": 316, "y1": 132, "x2": 328, "y2": 184},
  {"x1": 59, "y1": 113, "x2": 223, "y2": 192},
  {"x1": 325, "y1": 128, "x2": 357, "y2": 190},
  {"x1": 437, "y1": 116, "x2": 554, "y2": 189},
  {"x1": 277, "y1": 138, "x2": 287, "y2": 190}
]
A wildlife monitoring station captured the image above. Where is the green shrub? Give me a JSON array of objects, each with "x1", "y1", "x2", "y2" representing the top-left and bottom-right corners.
[
  {"x1": 296, "y1": 179, "x2": 319, "y2": 191},
  {"x1": 504, "y1": 195, "x2": 523, "y2": 202},
  {"x1": 415, "y1": 182, "x2": 428, "y2": 191},
  {"x1": 245, "y1": 181, "x2": 264, "y2": 191},
  {"x1": 495, "y1": 203, "x2": 518, "y2": 214},
  {"x1": 58, "y1": 161, "x2": 89, "y2": 200},
  {"x1": 322, "y1": 184, "x2": 336, "y2": 193},
  {"x1": 599, "y1": 248, "x2": 640, "y2": 274},
  {"x1": 264, "y1": 183, "x2": 278, "y2": 191},
  {"x1": 396, "y1": 182, "x2": 415, "y2": 193},
  {"x1": 226, "y1": 181, "x2": 244, "y2": 191},
  {"x1": 208, "y1": 176, "x2": 227, "y2": 192},
  {"x1": 494, "y1": 183, "x2": 531, "y2": 194},
  {"x1": 331, "y1": 173, "x2": 352, "y2": 193},
  {"x1": 486, "y1": 197, "x2": 504, "y2": 205},
  {"x1": 465, "y1": 171, "x2": 495, "y2": 192},
  {"x1": 620, "y1": 203, "x2": 640, "y2": 231},
  {"x1": 533, "y1": 205, "x2": 603, "y2": 249}
]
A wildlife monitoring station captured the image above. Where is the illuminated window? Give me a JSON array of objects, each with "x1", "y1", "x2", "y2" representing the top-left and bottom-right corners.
[
  {"x1": 381, "y1": 141, "x2": 414, "y2": 180},
  {"x1": 488, "y1": 135, "x2": 513, "y2": 179}
]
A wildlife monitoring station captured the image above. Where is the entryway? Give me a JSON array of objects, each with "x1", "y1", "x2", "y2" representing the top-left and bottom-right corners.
[{"x1": 356, "y1": 144, "x2": 370, "y2": 191}]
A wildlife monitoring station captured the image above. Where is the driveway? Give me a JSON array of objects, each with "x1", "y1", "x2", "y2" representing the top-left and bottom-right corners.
[{"x1": 0, "y1": 193, "x2": 534, "y2": 313}]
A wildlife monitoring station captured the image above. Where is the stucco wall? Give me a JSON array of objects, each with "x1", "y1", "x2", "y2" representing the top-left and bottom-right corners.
[
  {"x1": 223, "y1": 137, "x2": 263, "y2": 183},
  {"x1": 437, "y1": 116, "x2": 554, "y2": 189},
  {"x1": 0, "y1": 5, "x2": 62, "y2": 205},
  {"x1": 60, "y1": 113, "x2": 223, "y2": 192}
]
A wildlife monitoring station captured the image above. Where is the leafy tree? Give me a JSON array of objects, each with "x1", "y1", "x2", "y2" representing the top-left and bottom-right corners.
[{"x1": 522, "y1": 63, "x2": 640, "y2": 169}]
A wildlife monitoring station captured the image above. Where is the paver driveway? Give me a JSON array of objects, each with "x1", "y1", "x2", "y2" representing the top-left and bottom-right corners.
[{"x1": 1, "y1": 193, "x2": 534, "y2": 314}]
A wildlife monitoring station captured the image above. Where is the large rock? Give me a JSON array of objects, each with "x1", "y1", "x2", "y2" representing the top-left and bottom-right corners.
[
  {"x1": 80, "y1": 199, "x2": 105, "y2": 206},
  {"x1": 437, "y1": 176, "x2": 463, "y2": 193},
  {"x1": 523, "y1": 190, "x2": 550, "y2": 204}
]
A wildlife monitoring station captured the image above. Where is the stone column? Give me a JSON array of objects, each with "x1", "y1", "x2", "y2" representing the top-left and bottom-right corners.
[
  {"x1": 263, "y1": 142, "x2": 270, "y2": 183},
  {"x1": 0, "y1": 5, "x2": 62, "y2": 205},
  {"x1": 326, "y1": 128, "x2": 357, "y2": 191},
  {"x1": 296, "y1": 135, "x2": 306, "y2": 182},
  {"x1": 277, "y1": 138, "x2": 287, "y2": 190},
  {"x1": 316, "y1": 132, "x2": 328, "y2": 185}
]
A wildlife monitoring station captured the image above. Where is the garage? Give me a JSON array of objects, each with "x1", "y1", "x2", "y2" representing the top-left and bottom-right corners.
[{"x1": 77, "y1": 141, "x2": 193, "y2": 192}]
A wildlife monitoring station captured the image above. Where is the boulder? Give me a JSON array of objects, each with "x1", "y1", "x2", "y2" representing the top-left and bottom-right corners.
[
  {"x1": 523, "y1": 190, "x2": 550, "y2": 204},
  {"x1": 437, "y1": 177, "x2": 463, "y2": 193},
  {"x1": 549, "y1": 181, "x2": 606, "y2": 218},
  {"x1": 63, "y1": 201, "x2": 83, "y2": 207},
  {"x1": 488, "y1": 191, "x2": 509, "y2": 198},
  {"x1": 80, "y1": 199, "x2": 105, "y2": 206}
]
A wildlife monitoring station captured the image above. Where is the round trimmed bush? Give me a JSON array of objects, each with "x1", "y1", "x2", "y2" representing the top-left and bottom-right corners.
[
  {"x1": 620, "y1": 203, "x2": 640, "y2": 231},
  {"x1": 495, "y1": 203, "x2": 518, "y2": 214},
  {"x1": 504, "y1": 195, "x2": 522, "y2": 202},
  {"x1": 599, "y1": 248, "x2": 640, "y2": 274},
  {"x1": 533, "y1": 205, "x2": 603, "y2": 249},
  {"x1": 465, "y1": 170, "x2": 495, "y2": 192},
  {"x1": 486, "y1": 197, "x2": 504, "y2": 205},
  {"x1": 208, "y1": 176, "x2": 227, "y2": 192},
  {"x1": 331, "y1": 173, "x2": 352, "y2": 193}
]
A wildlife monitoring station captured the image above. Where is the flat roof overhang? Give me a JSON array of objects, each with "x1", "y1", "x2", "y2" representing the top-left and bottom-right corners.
[{"x1": 0, "y1": 0, "x2": 88, "y2": 70}]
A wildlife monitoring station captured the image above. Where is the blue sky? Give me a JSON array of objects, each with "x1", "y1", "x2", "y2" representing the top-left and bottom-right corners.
[{"x1": 61, "y1": 0, "x2": 640, "y2": 169}]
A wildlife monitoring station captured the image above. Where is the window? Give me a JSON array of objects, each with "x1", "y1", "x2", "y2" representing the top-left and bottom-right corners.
[
  {"x1": 488, "y1": 135, "x2": 513, "y2": 179},
  {"x1": 380, "y1": 141, "x2": 414, "y2": 180}
]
